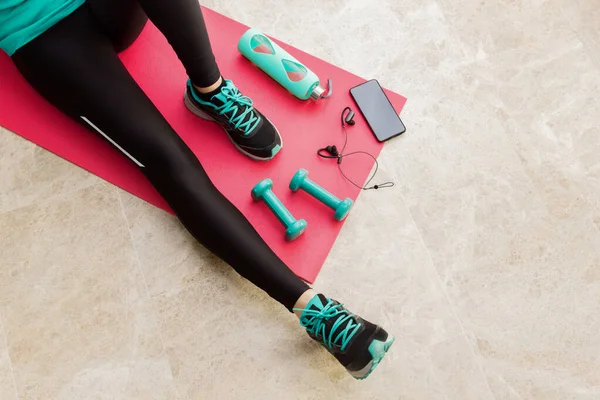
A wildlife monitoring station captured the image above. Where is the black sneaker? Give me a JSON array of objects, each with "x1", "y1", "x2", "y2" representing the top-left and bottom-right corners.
[
  {"x1": 184, "y1": 79, "x2": 283, "y2": 161},
  {"x1": 294, "y1": 294, "x2": 395, "y2": 380}
]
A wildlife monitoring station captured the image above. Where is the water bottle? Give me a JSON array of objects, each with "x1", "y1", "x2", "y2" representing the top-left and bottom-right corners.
[{"x1": 238, "y1": 28, "x2": 331, "y2": 100}]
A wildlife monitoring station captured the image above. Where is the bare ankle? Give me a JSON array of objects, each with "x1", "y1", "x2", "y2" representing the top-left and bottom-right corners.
[
  {"x1": 293, "y1": 289, "x2": 317, "y2": 318},
  {"x1": 193, "y1": 76, "x2": 223, "y2": 93}
]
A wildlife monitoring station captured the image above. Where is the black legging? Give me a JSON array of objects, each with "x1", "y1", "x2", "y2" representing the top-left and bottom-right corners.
[{"x1": 11, "y1": 0, "x2": 309, "y2": 311}]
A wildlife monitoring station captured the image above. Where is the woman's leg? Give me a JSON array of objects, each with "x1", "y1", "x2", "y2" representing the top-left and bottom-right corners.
[
  {"x1": 12, "y1": 3, "x2": 309, "y2": 311},
  {"x1": 134, "y1": 0, "x2": 220, "y2": 87},
  {"x1": 87, "y1": 0, "x2": 220, "y2": 86},
  {"x1": 83, "y1": 0, "x2": 282, "y2": 161},
  {"x1": 136, "y1": 0, "x2": 283, "y2": 161}
]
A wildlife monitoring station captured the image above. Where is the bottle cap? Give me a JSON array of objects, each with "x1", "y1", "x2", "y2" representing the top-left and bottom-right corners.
[
  {"x1": 310, "y1": 85, "x2": 326, "y2": 100},
  {"x1": 310, "y1": 79, "x2": 333, "y2": 100}
]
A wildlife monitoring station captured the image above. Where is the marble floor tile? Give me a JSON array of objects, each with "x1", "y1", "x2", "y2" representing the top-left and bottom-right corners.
[
  {"x1": 436, "y1": 0, "x2": 579, "y2": 62},
  {"x1": 0, "y1": 128, "x2": 99, "y2": 215},
  {"x1": 561, "y1": 0, "x2": 600, "y2": 68},
  {"x1": 0, "y1": 315, "x2": 18, "y2": 400},
  {"x1": 388, "y1": 28, "x2": 600, "y2": 400},
  {"x1": 0, "y1": 184, "x2": 177, "y2": 399},
  {"x1": 489, "y1": 42, "x2": 600, "y2": 229}
]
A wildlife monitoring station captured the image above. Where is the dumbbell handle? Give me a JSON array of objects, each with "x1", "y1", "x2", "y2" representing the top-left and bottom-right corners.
[
  {"x1": 301, "y1": 179, "x2": 341, "y2": 209},
  {"x1": 262, "y1": 190, "x2": 296, "y2": 227}
]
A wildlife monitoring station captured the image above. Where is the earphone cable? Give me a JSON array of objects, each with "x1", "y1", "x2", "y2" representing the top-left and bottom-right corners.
[{"x1": 318, "y1": 108, "x2": 394, "y2": 190}]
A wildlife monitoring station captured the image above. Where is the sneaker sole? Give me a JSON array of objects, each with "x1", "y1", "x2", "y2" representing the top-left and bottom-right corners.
[
  {"x1": 349, "y1": 335, "x2": 395, "y2": 380},
  {"x1": 184, "y1": 90, "x2": 283, "y2": 161}
]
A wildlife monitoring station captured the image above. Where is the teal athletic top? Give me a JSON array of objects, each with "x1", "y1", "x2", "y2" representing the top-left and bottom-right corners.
[{"x1": 0, "y1": 0, "x2": 85, "y2": 56}]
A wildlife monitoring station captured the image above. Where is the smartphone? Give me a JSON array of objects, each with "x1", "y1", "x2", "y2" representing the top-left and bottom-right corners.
[{"x1": 349, "y1": 79, "x2": 406, "y2": 142}]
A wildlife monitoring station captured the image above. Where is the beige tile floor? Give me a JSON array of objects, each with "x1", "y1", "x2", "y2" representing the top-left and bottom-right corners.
[{"x1": 1, "y1": 0, "x2": 600, "y2": 398}]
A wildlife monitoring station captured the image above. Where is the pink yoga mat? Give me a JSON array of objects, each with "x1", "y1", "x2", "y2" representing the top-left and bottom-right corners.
[{"x1": 0, "y1": 7, "x2": 406, "y2": 283}]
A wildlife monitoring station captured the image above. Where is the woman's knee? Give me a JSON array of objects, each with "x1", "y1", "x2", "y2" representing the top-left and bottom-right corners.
[{"x1": 87, "y1": 0, "x2": 148, "y2": 52}]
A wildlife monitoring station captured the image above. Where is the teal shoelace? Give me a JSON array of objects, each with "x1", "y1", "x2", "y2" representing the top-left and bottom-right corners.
[
  {"x1": 295, "y1": 300, "x2": 361, "y2": 351},
  {"x1": 212, "y1": 82, "x2": 260, "y2": 135}
]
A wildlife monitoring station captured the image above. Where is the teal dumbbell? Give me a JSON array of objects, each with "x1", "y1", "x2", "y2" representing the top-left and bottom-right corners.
[
  {"x1": 252, "y1": 178, "x2": 307, "y2": 241},
  {"x1": 289, "y1": 169, "x2": 353, "y2": 221}
]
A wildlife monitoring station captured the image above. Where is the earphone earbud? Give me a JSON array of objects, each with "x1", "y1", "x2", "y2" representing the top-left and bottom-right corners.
[
  {"x1": 343, "y1": 109, "x2": 356, "y2": 126},
  {"x1": 325, "y1": 145, "x2": 339, "y2": 156},
  {"x1": 317, "y1": 144, "x2": 341, "y2": 162}
]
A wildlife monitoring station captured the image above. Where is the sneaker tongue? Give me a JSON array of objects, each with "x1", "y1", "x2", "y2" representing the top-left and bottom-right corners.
[
  {"x1": 306, "y1": 294, "x2": 329, "y2": 311},
  {"x1": 211, "y1": 92, "x2": 227, "y2": 107}
]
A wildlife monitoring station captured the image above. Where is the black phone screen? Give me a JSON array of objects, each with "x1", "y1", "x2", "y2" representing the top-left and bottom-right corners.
[{"x1": 350, "y1": 80, "x2": 406, "y2": 142}]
